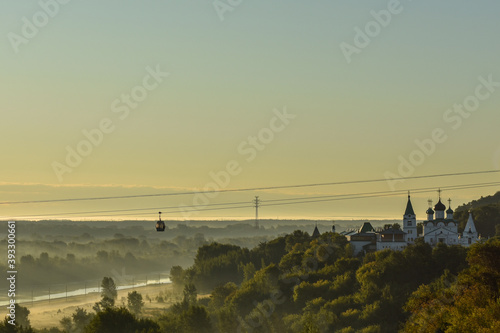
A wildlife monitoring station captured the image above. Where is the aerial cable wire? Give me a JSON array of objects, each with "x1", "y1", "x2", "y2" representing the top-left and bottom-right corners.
[
  {"x1": 0, "y1": 169, "x2": 498, "y2": 206},
  {"x1": 11, "y1": 181, "x2": 500, "y2": 219}
]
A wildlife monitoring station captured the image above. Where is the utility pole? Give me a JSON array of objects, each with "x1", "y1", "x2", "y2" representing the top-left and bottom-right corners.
[{"x1": 253, "y1": 196, "x2": 260, "y2": 229}]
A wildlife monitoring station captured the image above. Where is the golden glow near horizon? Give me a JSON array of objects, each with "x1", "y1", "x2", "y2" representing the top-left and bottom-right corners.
[{"x1": 1, "y1": 2, "x2": 499, "y2": 221}]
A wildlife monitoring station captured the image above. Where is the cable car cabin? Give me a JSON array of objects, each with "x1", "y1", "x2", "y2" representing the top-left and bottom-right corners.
[
  {"x1": 156, "y1": 212, "x2": 165, "y2": 232},
  {"x1": 156, "y1": 220, "x2": 165, "y2": 232}
]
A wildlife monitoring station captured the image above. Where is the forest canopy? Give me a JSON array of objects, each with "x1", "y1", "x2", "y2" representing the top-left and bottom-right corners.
[{"x1": 2, "y1": 231, "x2": 499, "y2": 332}]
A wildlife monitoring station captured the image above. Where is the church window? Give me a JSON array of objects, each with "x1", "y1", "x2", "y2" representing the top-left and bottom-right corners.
[{"x1": 408, "y1": 221, "x2": 412, "y2": 226}]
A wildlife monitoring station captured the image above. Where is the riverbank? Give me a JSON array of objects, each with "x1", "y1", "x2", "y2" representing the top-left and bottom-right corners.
[{"x1": 24, "y1": 283, "x2": 175, "y2": 329}]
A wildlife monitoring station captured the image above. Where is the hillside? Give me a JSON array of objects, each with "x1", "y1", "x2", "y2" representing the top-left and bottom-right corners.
[
  {"x1": 3, "y1": 231, "x2": 500, "y2": 332},
  {"x1": 454, "y1": 191, "x2": 500, "y2": 237},
  {"x1": 163, "y1": 233, "x2": 476, "y2": 332}
]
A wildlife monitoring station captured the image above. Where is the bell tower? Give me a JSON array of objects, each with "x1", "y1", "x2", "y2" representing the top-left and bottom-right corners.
[{"x1": 403, "y1": 192, "x2": 417, "y2": 243}]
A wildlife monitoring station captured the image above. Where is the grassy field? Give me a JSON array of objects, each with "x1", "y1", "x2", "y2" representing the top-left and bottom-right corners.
[{"x1": 21, "y1": 283, "x2": 176, "y2": 330}]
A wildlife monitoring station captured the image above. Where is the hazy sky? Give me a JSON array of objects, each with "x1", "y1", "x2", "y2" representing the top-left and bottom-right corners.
[{"x1": 1, "y1": 1, "x2": 500, "y2": 221}]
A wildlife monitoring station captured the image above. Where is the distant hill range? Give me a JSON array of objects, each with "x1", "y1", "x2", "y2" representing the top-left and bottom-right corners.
[{"x1": 454, "y1": 191, "x2": 500, "y2": 238}]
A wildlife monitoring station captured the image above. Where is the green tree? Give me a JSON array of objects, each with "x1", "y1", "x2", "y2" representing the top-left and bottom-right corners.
[
  {"x1": 157, "y1": 312, "x2": 183, "y2": 332},
  {"x1": 404, "y1": 239, "x2": 500, "y2": 332},
  {"x1": 301, "y1": 313, "x2": 320, "y2": 333},
  {"x1": 241, "y1": 262, "x2": 256, "y2": 282},
  {"x1": 0, "y1": 305, "x2": 33, "y2": 333},
  {"x1": 93, "y1": 277, "x2": 118, "y2": 311},
  {"x1": 252, "y1": 236, "x2": 287, "y2": 265},
  {"x1": 466, "y1": 238, "x2": 500, "y2": 297},
  {"x1": 100, "y1": 277, "x2": 117, "y2": 301},
  {"x1": 93, "y1": 277, "x2": 118, "y2": 313},
  {"x1": 39, "y1": 252, "x2": 49, "y2": 265},
  {"x1": 127, "y1": 291, "x2": 144, "y2": 315},
  {"x1": 96, "y1": 250, "x2": 109, "y2": 262},
  {"x1": 285, "y1": 230, "x2": 311, "y2": 252},
  {"x1": 59, "y1": 317, "x2": 72, "y2": 332},
  {"x1": 195, "y1": 243, "x2": 241, "y2": 264},
  {"x1": 209, "y1": 282, "x2": 237, "y2": 310},
  {"x1": 84, "y1": 307, "x2": 159, "y2": 333},
  {"x1": 93, "y1": 296, "x2": 114, "y2": 313},
  {"x1": 391, "y1": 223, "x2": 401, "y2": 230},
  {"x1": 15, "y1": 305, "x2": 30, "y2": 329},
  {"x1": 72, "y1": 307, "x2": 93, "y2": 332},
  {"x1": 180, "y1": 305, "x2": 213, "y2": 333},
  {"x1": 215, "y1": 306, "x2": 240, "y2": 333},
  {"x1": 170, "y1": 265, "x2": 185, "y2": 287},
  {"x1": 302, "y1": 233, "x2": 349, "y2": 269},
  {"x1": 183, "y1": 283, "x2": 198, "y2": 305},
  {"x1": 20, "y1": 255, "x2": 35, "y2": 266},
  {"x1": 279, "y1": 245, "x2": 305, "y2": 272},
  {"x1": 0, "y1": 318, "x2": 18, "y2": 333}
]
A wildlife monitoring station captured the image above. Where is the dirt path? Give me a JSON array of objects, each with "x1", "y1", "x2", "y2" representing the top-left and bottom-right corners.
[{"x1": 23, "y1": 283, "x2": 176, "y2": 329}]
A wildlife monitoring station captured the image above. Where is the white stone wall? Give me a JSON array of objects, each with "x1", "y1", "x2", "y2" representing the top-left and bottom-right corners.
[
  {"x1": 350, "y1": 240, "x2": 372, "y2": 255},
  {"x1": 376, "y1": 241, "x2": 407, "y2": 251}
]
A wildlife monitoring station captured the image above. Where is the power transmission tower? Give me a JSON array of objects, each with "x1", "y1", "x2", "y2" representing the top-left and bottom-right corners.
[{"x1": 253, "y1": 196, "x2": 260, "y2": 229}]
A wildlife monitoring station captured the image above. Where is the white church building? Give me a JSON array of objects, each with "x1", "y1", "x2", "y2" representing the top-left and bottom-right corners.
[
  {"x1": 340, "y1": 193, "x2": 480, "y2": 255},
  {"x1": 404, "y1": 194, "x2": 480, "y2": 247}
]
